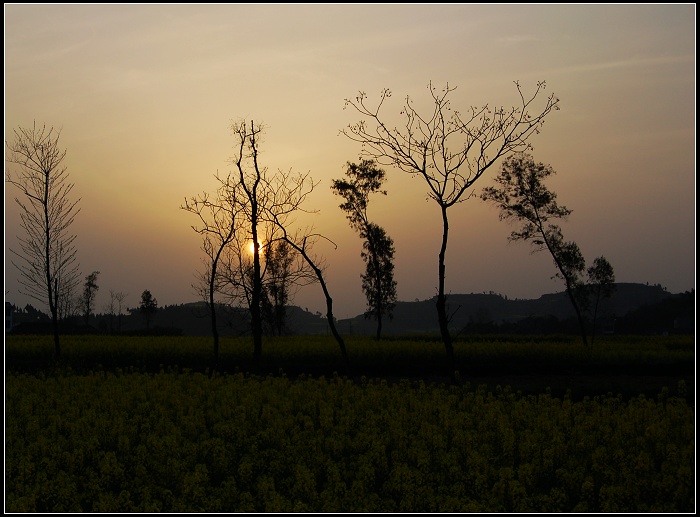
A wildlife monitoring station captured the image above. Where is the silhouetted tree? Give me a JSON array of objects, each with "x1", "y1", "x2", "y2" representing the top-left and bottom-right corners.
[
  {"x1": 343, "y1": 81, "x2": 559, "y2": 372},
  {"x1": 114, "y1": 291, "x2": 128, "y2": 333},
  {"x1": 80, "y1": 271, "x2": 100, "y2": 325},
  {"x1": 261, "y1": 239, "x2": 296, "y2": 336},
  {"x1": 139, "y1": 289, "x2": 158, "y2": 330},
  {"x1": 587, "y1": 256, "x2": 616, "y2": 345},
  {"x1": 276, "y1": 229, "x2": 350, "y2": 368},
  {"x1": 104, "y1": 290, "x2": 117, "y2": 333},
  {"x1": 57, "y1": 278, "x2": 80, "y2": 322},
  {"x1": 205, "y1": 120, "x2": 321, "y2": 367},
  {"x1": 360, "y1": 224, "x2": 397, "y2": 339},
  {"x1": 332, "y1": 159, "x2": 397, "y2": 340},
  {"x1": 481, "y1": 152, "x2": 589, "y2": 345},
  {"x1": 5, "y1": 122, "x2": 81, "y2": 358},
  {"x1": 231, "y1": 120, "x2": 266, "y2": 366},
  {"x1": 181, "y1": 174, "x2": 244, "y2": 362}
]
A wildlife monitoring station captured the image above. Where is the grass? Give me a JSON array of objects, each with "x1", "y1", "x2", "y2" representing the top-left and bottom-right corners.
[{"x1": 5, "y1": 333, "x2": 694, "y2": 401}]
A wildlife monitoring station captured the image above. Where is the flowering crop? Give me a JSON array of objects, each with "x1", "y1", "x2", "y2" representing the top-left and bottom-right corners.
[{"x1": 5, "y1": 368, "x2": 694, "y2": 512}]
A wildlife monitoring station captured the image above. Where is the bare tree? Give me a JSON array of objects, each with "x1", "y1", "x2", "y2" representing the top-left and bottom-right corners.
[
  {"x1": 342, "y1": 81, "x2": 559, "y2": 372},
  {"x1": 104, "y1": 290, "x2": 117, "y2": 334},
  {"x1": 57, "y1": 278, "x2": 81, "y2": 322},
  {"x1": 331, "y1": 159, "x2": 397, "y2": 339},
  {"x1": 234, "y1": 121, "x2": 349, "y2": 366},
  {"x1": 114, "y1": 291, "x2": 128, "y2": 333},
  {"x1": 181, "y1": 173, "x2": 244, "y2": 362},
  {"x1": 185, "y1": 119, "x2": 346, "y2": 368},
  {"x1": 204, "y1": 120, "x2": 320, "y2": 367},
  {"x1": 481, "y1": 152, "x2": 589, "y2": 345},
  {"x1": 5, "y1": 122, "x2": 81, "y2": 357},
  {"x1": 231, "y1": 120, "x2": 266, "y2": 366},
  {"x1": 277, "y1": 229, "x2": 350, "y2": 368}
]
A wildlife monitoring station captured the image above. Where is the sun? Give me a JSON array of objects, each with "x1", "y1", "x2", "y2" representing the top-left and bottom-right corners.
[{"x1": 247, "y1": 240, "x2": 261, "y2": 255}]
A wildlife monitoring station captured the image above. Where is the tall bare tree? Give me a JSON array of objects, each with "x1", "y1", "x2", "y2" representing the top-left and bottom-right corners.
[
  {"x1": 481, "y1": 152, "x2": 589, "y2": 345},
  {"x1": 331, "y1": 159, "x2": 397, "y2": 339},
  {"x1": 342, "y1": 81, "x2": 559, "y2": 372},
  {"x1": 6, "y1": 122, "x2": 81, "y2": 357},
  {"x1": 184, "y1": 120, "x2": 347, "y2": 368},
  {"x1": 201, "y1": 120, "x2": 321, "y2": 367},
  {"x1": 231, "y1": 120, "x2": 267, "y2": 366}
]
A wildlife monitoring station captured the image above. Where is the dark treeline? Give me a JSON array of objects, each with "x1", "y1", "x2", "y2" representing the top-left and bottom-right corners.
[{"x1": 7, "y1": 283, "x2": 694, "y2": 338}]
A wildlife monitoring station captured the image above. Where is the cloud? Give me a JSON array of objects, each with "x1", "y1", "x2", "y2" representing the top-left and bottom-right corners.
[
  {"x1": 550, "y1": 54, "x2": 693, "y2": 75},
  {"x1": 497, "y1": 35, "x2": 542, "y2": 45}
]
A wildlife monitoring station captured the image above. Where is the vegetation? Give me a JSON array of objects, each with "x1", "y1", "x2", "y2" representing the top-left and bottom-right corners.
[
  {"x1": 5, "y1": 122, "x2": 82, "y2": 357},
  {"x1": 342, "y1": 81, "x2": 560, "y2": 371},
  {"x1": 80, "y1": 271, "x2": 100, "y2": 326},
  {"x1": 5, "y1": 87, "x2": 692, "y2": 512},
  {"x1": 5, "y1": 333, "x2": 694, "y2": 512},
  {"x1": 331, "y1": 159, "x2": 397, "y2": 339},
  {"x1": 482, "y1": 153, "x2": 616, "y2": 347},
  {"x1": 138, "y1": 290, "x2": 158, "y2": 330}
]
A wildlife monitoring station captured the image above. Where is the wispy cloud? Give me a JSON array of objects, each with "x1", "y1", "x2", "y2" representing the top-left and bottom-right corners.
[
  {"x1": 550, "y1": 54, "x2": 693, "y2": 75},
  {"x1": 497, "y1": 35, "x2": 542, "y2": 45}
]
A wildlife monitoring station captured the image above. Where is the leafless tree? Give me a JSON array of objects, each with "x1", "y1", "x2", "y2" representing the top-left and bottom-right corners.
[
  {"x1": 57, "y1": 278, "x2": 80, "y2": 322},
  {"x1": 342, "y1": 81, "x2": 560, "y2": 373},
  {"x1": 275, "y1": 228, "x2": 350, "y2": 367},
  {"x1": 114, "y1": 291, "x2": 128, "y2": 333},
  {"x1": 192, "y1": 120, "x2": 324, "y2": 368},
  {"x1": 104, "y1": 290, "x2": 117, "y2": 334},
  {"x1": 262, "y1": 180, "x2": 350, "y2": 365},
  {"x1": 182, "y1": 173, "x2": 245, "y2": 362},
  {"x1": 6, "y1": 122, "x2": 81, "y2": 357}
]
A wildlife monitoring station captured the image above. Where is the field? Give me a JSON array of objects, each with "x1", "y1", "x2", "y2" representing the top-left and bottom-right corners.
[{"x1": 4, "y1": 334, "x2": 696, "y2": 512}]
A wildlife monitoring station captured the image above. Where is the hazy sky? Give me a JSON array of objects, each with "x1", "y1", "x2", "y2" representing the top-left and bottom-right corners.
[{"x1": 4, "y1": 4, "x2": 696, "y2": 319}]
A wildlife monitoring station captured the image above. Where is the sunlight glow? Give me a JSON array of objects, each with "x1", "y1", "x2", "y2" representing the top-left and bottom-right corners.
[{"x1": 247, "y1": 241, "x2": 262, "y2": 255}]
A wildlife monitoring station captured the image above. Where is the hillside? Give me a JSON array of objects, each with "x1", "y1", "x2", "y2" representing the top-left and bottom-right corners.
[
  {"x1": 336, "y1": 283, "x2": 691, "y2": 336},
  {"x1": 7, "y1": 283, "x2": 693, "y2": 337}
]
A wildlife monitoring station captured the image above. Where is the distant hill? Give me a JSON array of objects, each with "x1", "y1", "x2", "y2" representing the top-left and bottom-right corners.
[
  {"x1": 334, "y1": 283, "x2": 693, "y2": 336},
  {"x1": 7, "y1": 283, "x2": 693, "y2": 337}
]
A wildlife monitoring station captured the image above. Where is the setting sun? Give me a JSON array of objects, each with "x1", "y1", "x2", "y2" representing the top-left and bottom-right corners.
[{"x1": 247, "y1": 241, "x2": 261, "y2": 255}]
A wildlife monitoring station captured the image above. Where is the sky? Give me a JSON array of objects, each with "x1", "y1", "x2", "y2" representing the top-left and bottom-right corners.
[{"x1": 4, "y1": 4, "x2": 696, "y2": 320}]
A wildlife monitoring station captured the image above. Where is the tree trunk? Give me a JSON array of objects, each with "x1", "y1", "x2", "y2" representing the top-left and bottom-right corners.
[
  {"x1": 209, "y1": 266, "x2": 220, "y2": 364},
  {"x1": 251, "y1": 218, "x2": 263, "y2": 369},
  {"x1": 565, "y1": 283, "x2": 589, "y2": 347},
  {"x1": 293, "y1": 240, "x2": 350, "y2": 369},
  {"x1": 437, "y1": 205, "x2": 455, "y2": 374},
  {"x1": 51, "y1": 310, "x2": 61, "y2": 358}
]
